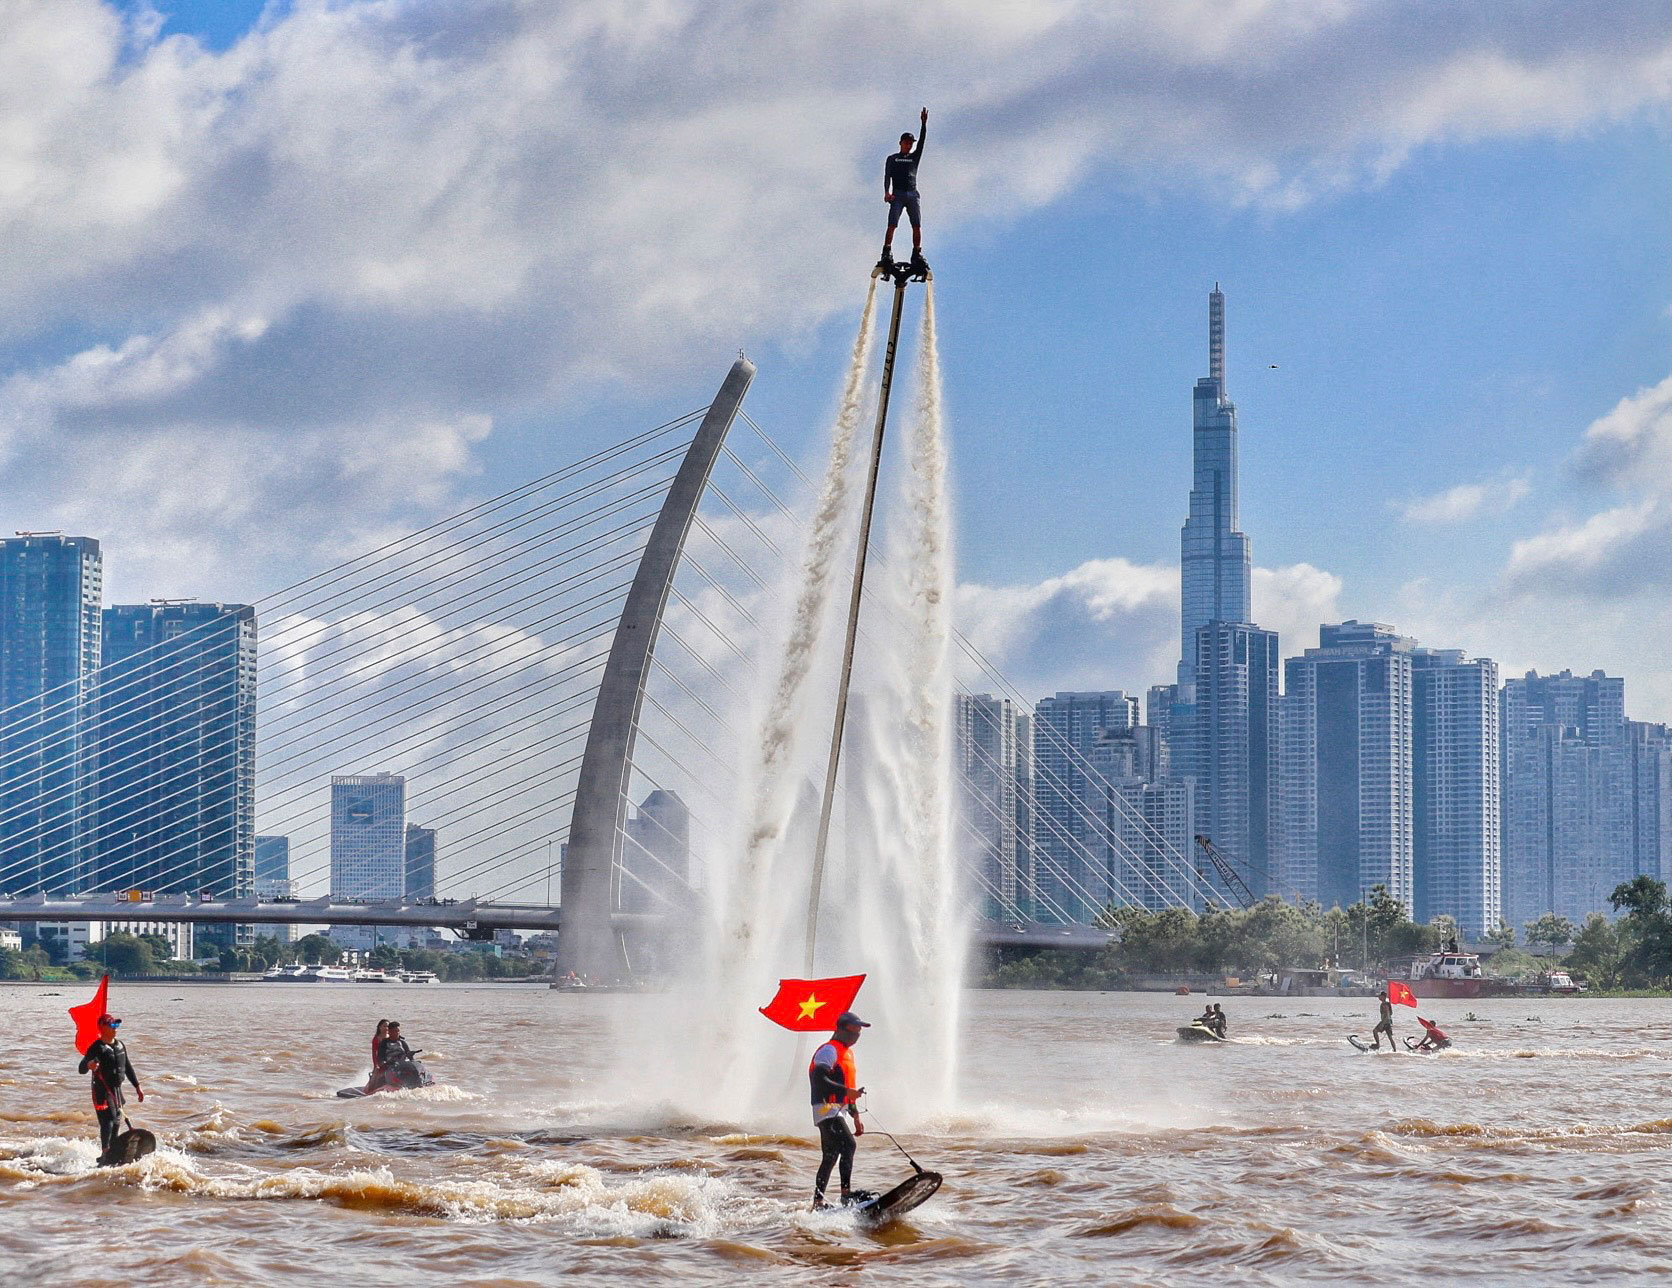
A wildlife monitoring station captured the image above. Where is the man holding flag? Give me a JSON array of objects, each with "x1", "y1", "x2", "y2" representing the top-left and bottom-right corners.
[
  {"x1": 1373, "y1": 980, "x2": 1418, "y2": 1051},
  {"x1": 70, "y1": 978, "x2": 145, "y2": 1161},
  {"x1": 757, "y1": 973, "x2": 872, "y2": 1209}
]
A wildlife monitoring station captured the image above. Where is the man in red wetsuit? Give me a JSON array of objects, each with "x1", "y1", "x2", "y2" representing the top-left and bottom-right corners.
[{"x1": 1413, "y1": 1016, "x2": 1451, "y2": 1051}]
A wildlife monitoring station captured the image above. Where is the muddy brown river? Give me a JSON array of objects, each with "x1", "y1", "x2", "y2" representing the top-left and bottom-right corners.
[{"x1": 4, "y1": 983, "x2": 1672, "y2": 1284}]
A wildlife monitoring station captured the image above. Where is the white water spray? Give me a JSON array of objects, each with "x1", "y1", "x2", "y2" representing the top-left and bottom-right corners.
[{"x1": 640, "y1": 279, "x2": 962, "y2": 1130}]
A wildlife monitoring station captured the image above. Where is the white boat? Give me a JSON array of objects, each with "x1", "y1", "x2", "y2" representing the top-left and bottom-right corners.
[
  {"x1": 262, "y1": 963, "x2": 311, "y2": 981},
  {"x1": 311, "y1": 965, "x2": 355, "y2": 982},
  {"x1": 399, "y1": 970, "x2": 439, "y2": 984},
  {"x1": 352, "y1": 968, "x2": 398, "y2": 983}
]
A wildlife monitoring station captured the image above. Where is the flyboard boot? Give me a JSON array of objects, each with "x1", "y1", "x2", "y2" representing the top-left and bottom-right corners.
[
  {"x1": 872, "y1": 245, "x2": 896, "y2": 278},
  {"x1": 908, "y1": 249, "x2": 930, "y2": 281}
]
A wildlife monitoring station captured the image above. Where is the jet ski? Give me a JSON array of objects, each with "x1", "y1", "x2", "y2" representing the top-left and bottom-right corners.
[
  {"x1": 1176, "y1": 1022, "x2": 1226, "y2": 1043},
  {"x1": 337, "y1": 1051, "x2": 436, "y2": 1098}
]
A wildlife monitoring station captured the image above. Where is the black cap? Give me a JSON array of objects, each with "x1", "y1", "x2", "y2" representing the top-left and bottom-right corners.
[{"x1": 836, "y1": 1011, "x2": 869, "y2": 1030}]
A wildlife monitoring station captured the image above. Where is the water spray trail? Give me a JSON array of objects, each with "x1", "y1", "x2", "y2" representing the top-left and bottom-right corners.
[
  {"x1": 848, "y1": 283, "x2": 962, "y2": 1117},
  {"x1": 705, "y1": 282, "x2": 879, "y2": 1046}
]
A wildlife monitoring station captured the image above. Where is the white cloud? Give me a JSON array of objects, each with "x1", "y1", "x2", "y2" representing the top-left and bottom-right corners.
[
  {"x1": 1398, "y1": 474, "x2": 1531, "y2": 524},
  {"x1": 1, "y1": 0, "x2": 1668, "y2": 598},
  {"x1": 1252, "y1": 562, "x2": 1345, "y2": 654}
]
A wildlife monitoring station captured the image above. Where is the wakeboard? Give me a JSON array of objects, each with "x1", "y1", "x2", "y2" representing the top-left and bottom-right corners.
[
  {"x1": 336, "y1": 1087, "x2": 369, "y2": 1098},
  {"x1": 100, "y1": 1127, "x2": 157, "y2": 1166},
  {"x1": 1347, "y1": 1035, "x2": 1395, "y2": 1053},
  {"x1": 849, "y1": 1170, "x2": 942, "y2": 1227}
]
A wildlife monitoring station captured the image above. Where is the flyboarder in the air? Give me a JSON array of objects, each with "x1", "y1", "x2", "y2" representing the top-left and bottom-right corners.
[{"x1": 877, "y1": 107, "x2": 929, "y2": 279}]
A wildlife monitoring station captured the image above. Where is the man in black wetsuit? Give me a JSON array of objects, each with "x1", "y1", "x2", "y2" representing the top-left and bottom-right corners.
[
  {"x1": 879, "y1": 107, "x2": 928, "y2": 273},
  {"x1": 78, "y1": 1014, "x2": 143, "y2": 1159},
  {"x1": 809, "y1": 1011, "x2": 868, "y2": 1209}
]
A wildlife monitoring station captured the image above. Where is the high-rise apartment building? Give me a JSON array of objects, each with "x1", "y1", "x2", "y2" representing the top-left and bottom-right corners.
[
  {"x1": 1079, "y1": 726, "x2": 1195, "y2": 911},
  {"x1": 620, "y1": 789, "x2": 690, "y2": 915},
  {"x1": 0, "y1": 535, "x2": 103, "y2": 894},
  {"x1": 1628, "y1": 721, "x2": 1672, "y2": 884},
  {"x1": 1411, "y1": 649, "x2": 1500, "y2": 935},
  {"x1": 1191, "y1": 622, "x2": 1278, "y2": 903},
  {"x1": 330, "y1": 773, "x2": 407, "y2": 899},
  {"x1": 93, "y1": 605, "x2": 257, "y2": 916},
  {"x1": 1501, "y1": 670, "x2": 1632, "y2": 927},
  {"x1": 1280, "y1": 622, "x2": 1415, "y2": 913},
  {"x1": 404, "y1": 823, "x2": 437, "y2": 901},
  {"x1": 254, "y1": 835, "x2": 291, "y2": 885},
  {"x1": 955, "y1": 693, "x2": 1034, "y2": 919},
  {"x1": 1033, "y1": 691, "x2": 1138, "y2": 921}
]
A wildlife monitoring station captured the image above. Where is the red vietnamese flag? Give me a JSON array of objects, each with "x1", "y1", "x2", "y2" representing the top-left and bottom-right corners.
[
  {"x1": 69, "y1": 974, "x2": 110, "y2": 1054},
  {"x1": 758, "y1": 974, "x2": 866, "y2": 1032},
  {"x1": 1388, "y1": 979, "x2": 1418, "y2": 1009}
]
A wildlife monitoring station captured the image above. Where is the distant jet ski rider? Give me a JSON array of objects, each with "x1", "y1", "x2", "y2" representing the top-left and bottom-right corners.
[
  {"x1": 809, "y1": 1010, "x2": 869, "y2": 1210},
  {"x1": 878, "y1": 108, "x2": 929, "y2": 276}
]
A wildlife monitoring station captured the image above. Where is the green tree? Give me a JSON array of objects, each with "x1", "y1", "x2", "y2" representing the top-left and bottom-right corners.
[
  {"x1": 1565, "y1": 912, "x2": 1624, "y2": 988},
  {"x1": 293, "y1": 934, "x2": 342, "y2": 965},
  {"x1": 1525, "y1": 913, "x2": 1579, "y2": 963},
  {"x1": 101, "y1": 933, "x2": 156, "y2": 976},
  {"x1": 1609, "y1": 877, "x2": 1672, "y2": 987},
  {"x1": 1484, "y1": 920, "x2": 1517, "y2": 949}
]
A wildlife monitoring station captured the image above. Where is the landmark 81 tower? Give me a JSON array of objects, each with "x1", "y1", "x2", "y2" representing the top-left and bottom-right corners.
[{"x1": 1165, "y1": 288, "x2": 1277, "y2": 903}]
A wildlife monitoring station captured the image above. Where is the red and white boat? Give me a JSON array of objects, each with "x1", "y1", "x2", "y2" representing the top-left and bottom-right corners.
[{"x1": 1394, "y1": 949, "x2": 1515, "y2": 999}]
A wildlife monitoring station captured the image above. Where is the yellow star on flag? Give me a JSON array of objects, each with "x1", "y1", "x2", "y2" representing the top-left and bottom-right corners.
[{"x1": 797, "y1": 993, "x2": 826, "y2": 1020}]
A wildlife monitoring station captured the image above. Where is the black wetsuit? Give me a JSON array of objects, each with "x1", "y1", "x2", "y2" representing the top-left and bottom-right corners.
[
  {"x1": 885, "y1": 122, "x2": 926, "y2": 234},
  {"x1": 810, "y1": 1042, "x2": 858, "y2": 1201},
  {"x1": 78, "y1": 1039, "x2": 140, "y2": 1155}
]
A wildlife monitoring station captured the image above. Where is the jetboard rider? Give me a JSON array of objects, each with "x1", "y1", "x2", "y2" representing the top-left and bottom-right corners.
[
  {"x1": 1371, "y1": 991, "x2": 1396, "y2": 1050},
  {"x1": 1412, "y1": 1016, "x2": 1451, "y2": 1052},
  {"x1": 878, "y1": 108, "x2": 929, "y2": 275},
  {"x1": 809, "y1": 1010, "x2": 869, "y2": 1210},
  {"x1": 78, "y1": 1014, "x2": 143, "y2": 1159}
]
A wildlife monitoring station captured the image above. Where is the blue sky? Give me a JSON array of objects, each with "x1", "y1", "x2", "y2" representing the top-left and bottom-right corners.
[{"x1": 12, "y1": 2, "x2": 1672, "y2": 713}]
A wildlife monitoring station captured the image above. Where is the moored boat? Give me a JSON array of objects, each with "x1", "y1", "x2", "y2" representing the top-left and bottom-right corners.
[{"x1": 1396, "y1": 949, "x2": 1516, "y2": 999}]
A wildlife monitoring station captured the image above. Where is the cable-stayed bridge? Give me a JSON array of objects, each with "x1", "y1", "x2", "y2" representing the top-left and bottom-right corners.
[{"x1": 0, "y1": 358, "x2": 1226, "y2": 972}]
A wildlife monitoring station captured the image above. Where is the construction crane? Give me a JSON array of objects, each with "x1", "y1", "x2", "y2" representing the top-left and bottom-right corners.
[{"x1": 1193, "y1": 834, "x2": 1257, "y2": 910}]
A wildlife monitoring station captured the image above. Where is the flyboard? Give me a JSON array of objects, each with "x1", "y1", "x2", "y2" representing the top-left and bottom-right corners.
[
  {"x1": 100, "y1": 1115, "x2": 157, "y2": 1167},
  {"x1": 845, "y1": 1122, "x2": 943, "y2": 1228}
]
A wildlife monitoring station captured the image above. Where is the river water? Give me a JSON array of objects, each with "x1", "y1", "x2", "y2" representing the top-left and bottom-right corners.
[{"x1": 5, "y1": 984, "x2": 1672, "y2": 1284}]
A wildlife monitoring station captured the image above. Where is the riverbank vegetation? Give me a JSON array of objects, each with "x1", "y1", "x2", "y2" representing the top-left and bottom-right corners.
[{"x1": 975, "y1": 885, "x2": 1552, "y2": 990}]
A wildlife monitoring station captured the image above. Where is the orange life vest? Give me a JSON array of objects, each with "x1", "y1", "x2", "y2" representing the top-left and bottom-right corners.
[{"x1": 809, "y1": 1039, "x2": 858, "y2": 1106}]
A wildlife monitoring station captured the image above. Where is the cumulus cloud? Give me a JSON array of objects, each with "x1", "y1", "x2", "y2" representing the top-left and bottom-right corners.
[
  {"x1": 954, "y1": 556, "x2": 1346, "y2": 701},
  {"x1": 1, "y1": 0, "x2": 1668, "y2": 599},
  {"x1": 1398, "y1": 473, "x2": 1531, "y2": 524}
]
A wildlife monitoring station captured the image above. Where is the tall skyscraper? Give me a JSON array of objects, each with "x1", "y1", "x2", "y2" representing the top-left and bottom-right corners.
[
  {"x1": 1501, "y1": 670, "x2": 1631, "y2": 927},
  {"x1": 404, "y1": 823, "x2": 437, "y2": 900},
  {"x1": 93, "y1": 605, "x2": 257, "y2": 917},
  {"x1": 0, "y1": 535, "x2": 103, "y2": 894},
  {"x1": 620, "y1": 789, "x2": 690, "y2": 914},
  {"x1": 1168, "y1": 288, "x2": 1277, "y2": 905},
  {"x1": 955, "y1": 693, "x2": 1034, "y2": 919},
  {"x1": 1033, "y1": 691, "x2": 1137, "y2": 921},
  {"x1": 1178, "y1": 284, "x2": 1251, "y2": 695},
  {"x1": 1411, "y1": 648, "x2": 1500, "y2": 935},
  {"x1": 1279, "y1": 622, "x2": 1415, "y2": 913},
  {"x1": 331, "y1": 773, "x2": 407, "y2": 899}
]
